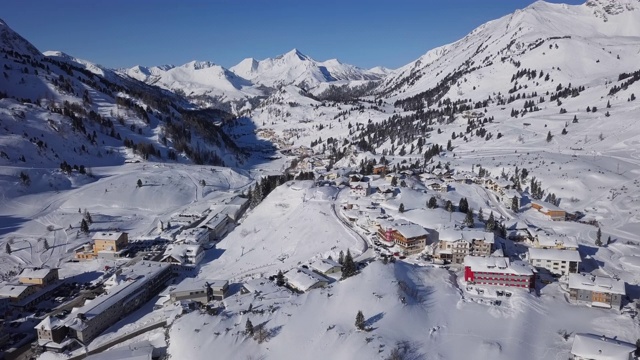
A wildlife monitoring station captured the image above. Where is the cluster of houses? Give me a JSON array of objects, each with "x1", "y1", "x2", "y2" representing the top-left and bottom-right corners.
[
  {"x1": 73, "y1": 196, "x2": 249, "y2": 274},
  {"x1": 334, "y1": 167, "x2": 629, "y2": 313},
  {"x1": 35, "y1": 261, "x2": 174, "y2": 352},
  {"x1": 0, "y1": 267, "x2": 60, "y2": 312}
]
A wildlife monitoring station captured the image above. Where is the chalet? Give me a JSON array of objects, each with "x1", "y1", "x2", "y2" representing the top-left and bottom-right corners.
[
  {"x1": 533, "y1": 233, "x2": 578, "y2": 250},
  {"x1": 570, "y1": 333, "x2": 636, "y2": 360},
  {"x1": 385, "y1": 173, "x2": 397, "y2": 183},
  {"x1": 485, "y1": 178, "x2": 512, "y2": 195},
  {"x1": 373, "y1": 186, "x2": 395, "y2": 200},
  {"x1": 425, "y1": 179, "x2": 447, "y2": 192},
  {"x1": 568, "y1": 273, "x2": 626, "y2": 310},
  {"x1": 531, "y1": 200, "x2": 566, "y2": 221},
  {"x1": 285, "y1": 267, "x2": 330, "y2": 292},
  {"x1": 19, "y1": 267, "x2": 59, "y2": 287},
  {"x1": 528, "y1": 248, "x2": 581, "y2": 276},
  {"x1": 160, "y1": 244, "x2": 204, "y2": 271},
  {"x1": 170, "y1": 278, "x2": 229, "y2": 303},
  {"x1": 309, "y1": 258, "x2": 342, "y2": 276},
  {"x1": 372, "y1": 165, "x2": 387, "y2": 175},
  {"x1": 435, "y1": 230, "x2": 494, "y2": 264},
  {"x1": 504, "y1": 220, "x2": 532, "y2": 242},
  {"x1": 376, "y1": 221, "x2": 429, "y2": 254},
  {"x1": 464, "y1": 256, "x2": 535, "y2": 289},
  {"x1": 349, "y1": 182, "x2": 370, "y2": 197}
]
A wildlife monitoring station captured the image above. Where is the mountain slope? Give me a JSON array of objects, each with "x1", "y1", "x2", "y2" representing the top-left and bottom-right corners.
[
  {"x1": 0, "y1": 18, "x2": 250, "y2": 193},
  {"x1": 120, "y1": 61, "x2": 265, "y2": 112},
  {"x1": 379, "y1": 0, "x2": 640, "y2": 102}
]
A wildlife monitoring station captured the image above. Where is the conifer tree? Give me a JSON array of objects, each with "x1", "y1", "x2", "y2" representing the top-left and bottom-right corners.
[
  {"x1": 464, "y1": 208, "x2": 474, "y2": 227},
  {"x1": 342, "y1": 250, "x2": 356, "y2": 278},
  {"x1": 427, "y1": 196, "x2": 438, "y2": 209},
  {"x1": 355, "y1": 310, "x2": 365, "y2": 330},
  {"x1": 276, "y1": 270, "x2": 285, "y2": 287},
  {"x1": 398, "y1": 203, "x2": 405, "y2": 213},
  {"x1": 478, "y1": 208, "x2": 484, "y2": 223},
  {"x1": 5, "y1": 243, "x2": 11, "y2": 254},
  {"x1": 43, "y1": 239, "x2": 49, "y2": 250},
  {"x1": 511, "y1": 196, "x2": 519, "y2": 211},
  {"x1": 84, "y1": 211, "x2": 93, "y2": 224},
  {"x1": 546, "y1": 131, "x2": 553, "y2": 142},
  {"x1": 445, "y1": 200, "x2": 453, "y2": 213},
  {"x1": 338, "y1": 250, "x2": 344, "y2": 265},
  {"x1": 137, "y1": 179, "x2": 142, "y2": 188},
  {"x1": 486, "y1": 212, "x2": 496, "y2": 232},
  {"x1": 595, "y1": 227, "x2": 602, "y2": 246},
  {"x1": 245, "y1": 319, "x2": 254, "y2": 336},
  {"x1": 80, "y1": 219, "x2": 89, "y2": 234}
]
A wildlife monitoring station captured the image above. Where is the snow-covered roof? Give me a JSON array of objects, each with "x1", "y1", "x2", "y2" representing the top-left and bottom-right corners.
[
  {"x1": 396, "y1": 224, "x2": 429, "y2": 239},
  {"x1": 536, "y1": 234, "x2": 578, "y2": 248},
  {"x1": 226, "y1": 196, "x2": 249, "y2": 207},
  {"x1": 66, "y1": 262, "x2": 170, "y2": 330},
  {"x1": 350, "y1": 181, "x2": 369, "y2": 189},
  {"x1": 494, "y1": 178, "x2": 512, "y2": 187},
  {"x1": 172, "y1": 278, "x2": 228, "y2": 293},
  {"x1": 568, "y1": 273, "x2": 626, "y2": 295},
  {"x1": 285, "y1": 267, "x2": 329, "y2": 292},
  {"x1": 439, "y1": 229, "x2": 494, "y2": 243},
  {"x1": 505, "y1": 220, "x2": 529, "y2": 230},
  {"x1": 464, "y1": 256, "x2": 534, "y2": 276},
  {"x1": 201, "y1": 213, "x2": 230, "y2": 230},
  {"x1": 34, "y1": 315, "x2": 64, "y2": 331},
  {"x1": 0, "y1": 284, "x2": 31, "y2": 298},
  {"x1": 528, "y1": 248, "x2": 581, "y2": 262},
  {"x1": 175, "y1": 227, "x2": 209, "y2": 243},
  {"x1": 571, "y1": 333, "x2": 635, "y2": 360},
  {"x1": 92, "y1": 232, "x2": 124, "y2": 241},
  {"x1": 161, "y1": 244, "x2": 202, "y2": 264},
  {"x1": 532, "y1": 200, "x2": 564, "y2": 212},
  {"x1": 19, "y1": 267, "x2": 57, "y2": 279},
  {"x1": 309, "y1": 258, "x2": 342, "y2": 274}
]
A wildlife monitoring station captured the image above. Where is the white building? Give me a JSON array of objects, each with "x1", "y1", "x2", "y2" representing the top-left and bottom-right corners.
[
  {"x1": 309, "y1": 258, "x2": 342, "y2": 276},
  {"x1": 533, "y1": 233, "x2": 579, "y2": 250},
  {"x1": 349, "y1": 182, "x2": 370, "y2": 197},
  {"x1": 160, "y1": 244, "x2": 204, "y2": 270},
  {"x1": 200, "y1": 213, "x2": 232, "y2": 241},
  {"x1": 175, "y1": 227, "x2": 210, "y2": 245},
  {"x1": 285, "y1": 267, "x2": 330, "y2": 292},
  {"x1": 571, "y1": 333, "x2": 636, "y2": 360},
  {"x1": 528, "y1": 248, "x2": 581, "y2": 276}
]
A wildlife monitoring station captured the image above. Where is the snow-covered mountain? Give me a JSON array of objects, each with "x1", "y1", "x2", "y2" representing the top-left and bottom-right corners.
[
  {"x1": 0, "y1": 18, "x2": 249, "y2": 179},
  {"x1": 120, "y1": 61, "x2": 265, "y2": 112},
  {"x1": 379, "y1": 0, "x2": 640, "y2": 102},
  {"x1": 230, "y1": 48, "x2": 385, "y2": 90}
]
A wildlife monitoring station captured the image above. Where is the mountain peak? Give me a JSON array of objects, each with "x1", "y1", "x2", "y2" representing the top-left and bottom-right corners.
[
  {"x1": 280, "y1": 48, "x2": 309, "y2": 61},
  {"x1": 183, "y1": 60, "x2": 219, "y2": 70},
  {"x1": 585, "y1": 0, "x2": 639, "y2": 15}
]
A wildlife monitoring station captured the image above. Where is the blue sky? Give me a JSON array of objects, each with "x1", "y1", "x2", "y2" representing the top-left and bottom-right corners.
[{"x1": 3, "y1": 0, "x2": 585, "y2": 70}]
